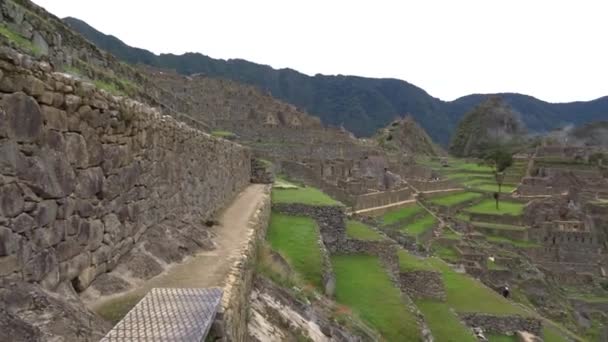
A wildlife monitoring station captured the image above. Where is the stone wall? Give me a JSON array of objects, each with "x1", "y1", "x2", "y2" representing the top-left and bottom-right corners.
[
  {"x1": 280, "y1": 161, "x2": 352, "y2": 205},
  {"x1": 399, "y1": 270, "x2": 446, "y2": 300},
  {"x1": 0, "y1": 48, "x2": 251, "y2": 291},
  {"x1": 408, "y1": 179, "x2": 459, "y2": 192},
  {"x1": 469, "y1": 213, "x2": 524, "y2": 226},
  {"x1": 459, "y1": 313, "x2": 542, "y2": 336},
  {"x1": 250, "y1": 158, "x2": 274, "y2": 184},
  {"x1": 0, "y1": 0, "x2": 208, "y2": 129},
  {"x1": 272, "y1": 203, "x2": 346, "y2": 253},
  {"x1": 335, "y1": 238, "x2": 400, "y2": 273},
  {"x1": 213, "y1": 186, "x2": 271, "y2": 341}
]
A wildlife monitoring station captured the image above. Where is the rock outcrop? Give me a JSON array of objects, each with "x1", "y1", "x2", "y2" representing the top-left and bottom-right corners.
[
  {"x1": 375, "y1": 115, "x2": 444, "y2": 157},
  {"x1": 449, "y1": 96, "x2": 526, "y2": 157}
]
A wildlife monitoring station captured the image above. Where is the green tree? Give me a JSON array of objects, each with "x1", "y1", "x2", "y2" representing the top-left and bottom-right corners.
[{"x1": 484, "y1": 149, "x2": 513, "y2": 209}]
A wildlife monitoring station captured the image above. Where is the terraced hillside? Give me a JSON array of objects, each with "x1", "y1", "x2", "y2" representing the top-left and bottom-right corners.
[
  {"x1": 255, "y1": 176, "x2": 587, "y2": 341},
  {"x1": 412, "y1": 156, "x2": 608, "y2": 341}
]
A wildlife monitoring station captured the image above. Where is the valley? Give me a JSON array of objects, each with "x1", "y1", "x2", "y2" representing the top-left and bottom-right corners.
[{"x1": 0, "y1": 0, "x2": 606, "y2": 341}]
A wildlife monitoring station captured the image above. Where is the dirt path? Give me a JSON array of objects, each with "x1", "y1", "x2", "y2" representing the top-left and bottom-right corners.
[{"x1": 87, "y1": 184, "x2": 269, "y2": 314}]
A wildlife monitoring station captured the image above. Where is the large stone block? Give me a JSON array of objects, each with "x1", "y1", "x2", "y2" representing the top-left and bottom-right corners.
[
  {"x1": 11, "y1": 212, "x2": 35, "y2": 233},
  {"x1": 0, "y1": 183, "x2": 24, "y2": 217},
  {"x1": 16, "y1": 150, "x2": 76, "y2": 199},
  {"x1": 22, "y1": 75, "x2": 45, "y2": 97},
  {"x1": 33, "y1": 200, "x2": 58, "y2": 227},
  {"x1": 74, "y1": 167, "x2": 104, "y2": 199},
  {"x1": 0, "y1": 92, "x2": 42, "y2": 143},
  {"x1": 55, "y1": 239, "x2": 84, "y2": 262},
  {"x1": 0, "y1": 255, "x2": 18, "y2": 276},
  {"x1": 0, "y1": 140, "x2": 20, "y2": 176},
  {"x1": 23, "y1": 249, "x2": 57, "y2": 282},
  {"x1": 102, "y1": 213, "x2": 121, "y2": 244},
  {"x1": 91, "y1": 244, "x2": 110, "y2": 266},
  {"x1": 29, "y1": 220, "x2": 64, "y2": 248},
  {"x1": 41, "y1": 105, "x2": 68, "y2": 131},
  {"x1": 59, "y1": 252, "x2": 90, "y2": 282},
  {"x1": 65, "y1": 132, "x2": 89, "y2": 168},
  {"x1": 86, "y1": 220, "x2": 104, "y2": 251},
  {"x1": 0, "y1": 226, "x2": 18, "y2": 256}
]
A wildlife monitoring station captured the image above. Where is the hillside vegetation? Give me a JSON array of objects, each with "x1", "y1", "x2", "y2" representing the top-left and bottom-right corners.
[
  {"x1": 375, "y1": 116, "x2": 444, "y2": 156},
  {"x1": 64, "y1": 17, "x2": 608, "y2": 145},
  {"x1": 449, "y1": 97, "x2": 527, "y2": 157}
]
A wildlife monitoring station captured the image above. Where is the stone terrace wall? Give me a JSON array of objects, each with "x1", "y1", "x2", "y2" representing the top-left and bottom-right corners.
[
  {"x1": 459, "y1": 313, "x2": 542, "y2": 336},
  {"x1": 0, "y1": 48, "x2": 251, "y2": 290},
  {"x1": 408, "y1": 179, "x2": 459, "y2": 192},
  {"x1": 280, "y1": 161, "x2": 352, "y2": 205},
  {"x1": 272, "y1": 203, "x2": 346, "y2": 253},
  {"x1": 213, "y1": 186, "x2": 270, "y2": 342},
  {"x1": 0, "y1": 0, "x2": 208, "y2": 129},
  {"x1": 399, "y1": 270, "x2": 446, "y2": 301}
]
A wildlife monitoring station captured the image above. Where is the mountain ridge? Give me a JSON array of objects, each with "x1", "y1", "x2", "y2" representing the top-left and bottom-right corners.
[{"x1": 63, "y1": 16, "x2": 608, "y2": 145}]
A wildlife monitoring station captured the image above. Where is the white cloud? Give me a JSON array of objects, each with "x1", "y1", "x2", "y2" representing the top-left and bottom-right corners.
[{"x1": 33, "y1": 0, "x2": 608, "y2": 102}]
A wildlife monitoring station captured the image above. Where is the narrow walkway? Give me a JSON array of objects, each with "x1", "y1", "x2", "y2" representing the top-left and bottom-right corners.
[
  {"x1": 87, "y1": 184, "x2": 269, "y2": 316},
  {"x1": 351, "y1": 198, "x2": 417, "y2": 215}
]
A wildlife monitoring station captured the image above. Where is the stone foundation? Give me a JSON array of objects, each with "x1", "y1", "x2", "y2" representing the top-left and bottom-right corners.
[
  {"x1": 0, "y1": 47, "x2": 251, "y2": 293},
  {"x1": 459, "y1": 313, "x2": 542, "y2": 336},
  {"x1": 399, "y1": 270, "x2": 446, "y2": 300}
]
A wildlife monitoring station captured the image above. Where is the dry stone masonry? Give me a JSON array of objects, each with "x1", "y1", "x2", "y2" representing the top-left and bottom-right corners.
[{"x1": 0, "y1": 46, "x2": 251, "y2": 293}]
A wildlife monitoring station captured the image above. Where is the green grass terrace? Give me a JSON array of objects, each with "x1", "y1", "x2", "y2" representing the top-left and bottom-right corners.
[
  {"x1": 380, "y1": 204, "x2": 422, "y2": 226},
  {"x1": 267, "y1": 212, "x2": 324, "y2": 288},
  {"x1": 464, "y1": 199, "x2": 526, "y2": 216},
  {"x1": 271, "y1": 179, "x2": 342, "y2": 206},
  {"x1": 332, "y1": 255, "x2": 420, "y2": 341},
  {"x1": 346, "y1": 220, "x2": 385, "y2": 241},
  {"x1": 399, "y1": 214, "x2": 437, "y2": 237},
  {"x1": 429, "y1": 192, "x2": 483, "y2": 207}
]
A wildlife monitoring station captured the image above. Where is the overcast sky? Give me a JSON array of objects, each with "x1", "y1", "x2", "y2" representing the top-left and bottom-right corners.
[{"x1": 33, "y1": 0, "x2": 608, "y2": 103}]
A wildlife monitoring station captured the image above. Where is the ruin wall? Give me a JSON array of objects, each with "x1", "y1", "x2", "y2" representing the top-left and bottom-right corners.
[{"x1": 0, "y1": 48, "x2": 251, "y2": 291}]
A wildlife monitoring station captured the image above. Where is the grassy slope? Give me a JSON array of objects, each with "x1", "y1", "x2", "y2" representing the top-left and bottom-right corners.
[
  {"x1": 400, "y1": 214, "x2": 437, "y2": 236},
  {"x1": 465, "y1": 200, "x2": 525, "y2": 216},
  {"x1": 332, "y1": 255, "x2": 420, "y2": 341},
  {"x1": 416, "y1": 300, "x2": 477, "y2": 342},
  {"x1": 272, "y1": 187, "x2": 341, "y2": 206},
  {"x1": 381, "y1": 204, "x2": 422, "y2": 225},
  {"x1": 430, "y1": 192, "x2": 483, "y2": 206},
  {"x1": 267, "y1": 212, "x2": 323, "y2": 287},
  {"x1": 346, "y1": 220, "x2": 385, "y2": 241}
]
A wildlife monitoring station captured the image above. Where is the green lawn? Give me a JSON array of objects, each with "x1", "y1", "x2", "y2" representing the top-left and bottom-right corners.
[
  {"x1": 431, "y1": 243, "x2": 460, "y2": 263},
  {"x1": 487, "y1": 335, "x2": 517, "y2": 342},
  {"x1": 211, "y1": 130, "x2": 236, "y2": 138},
  {"x1": 398, "y1": 250, "x2": 435, "y2": 272},
  {"x1": 346, "y1": 220, "x2": 385, "y2": 241},
  {"x1": 486, "y1": 235, "x2": 540, "y2": 248},
  {"x1": 416, "y1": 300, "x2": 477, "y2": 342},
  {"x1": 430, "y1": 192, "x2": 482, "y2": 207},
  {"x1": 465, "y1": 200, "x2": 525, "y2": 216},
  {"x1": 437, "y1": 261, "x2": 526, "y2": 315},
  {"x1": 267, "y1": 213, "x2": 323, "y2": 287},
  {"x1": 450, "y1": 161, "x2": 494, "y2": 173},
  {"x1": 400, "y1": 214, "x2": 437, "y2": 236},
  {"x1": 543, "y1": 325, "x2": 574, "y2": 342},
  {"x1": 472, "y1": 183, "x2": 518, "y2": 193},
  {"x1": 473, "y1": 221, "x2": 527, "y2": 231},
  {"x1": 444, "y1": 172, "x2": 493, "y2": 180},
  {"x1": 332, "y1": 255, "x2": 420, "y2": 341},
  {"x1": 381, "y1": 204, "x2": 422, "y2": 225},
  {"x1": 271, "y1": 186, "x2": 341, "y2": 206}
]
